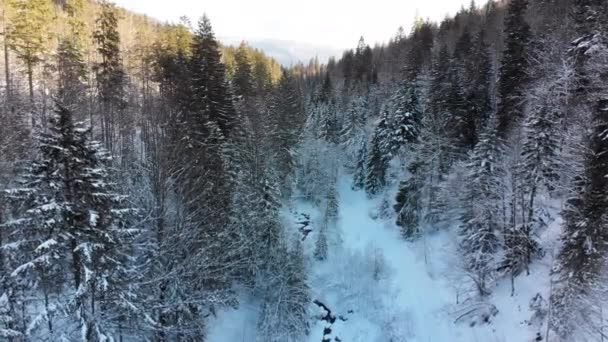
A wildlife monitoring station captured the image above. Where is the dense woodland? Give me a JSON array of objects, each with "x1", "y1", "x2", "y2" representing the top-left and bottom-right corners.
[{"x1": 0, "y1": 0, "x2": 607, "y2": 341}]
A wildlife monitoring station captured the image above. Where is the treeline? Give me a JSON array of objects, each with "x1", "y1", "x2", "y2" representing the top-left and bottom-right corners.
[
  {"x1": 299, "y1": 0, "x2": 607, "y2": 340},
  {"x1": 0, "y1": 0, "x2": 310, "y2": 341}
]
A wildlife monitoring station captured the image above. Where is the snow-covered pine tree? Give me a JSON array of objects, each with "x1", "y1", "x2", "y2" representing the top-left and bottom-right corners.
[
  {"x1": 93, "y1": 1, "x2": 130, "y2": 160},
  {"x1": 365, "y1": 123, "x2": 389, "y2": 196},
  {"x1": 417, "y1": 109, "x2": 450, "y2": 226},
  {"x1": 319, "y1": 100, "x2": 340, "y2": 145},
  {"x1": 326, "y1": 182, "x2": 339, "y2": 224},
  {"x1": 501, "y1": 99, "x2": 560, "y2": 282},
  {"x1": 253, "y1": 169, "x2": 284, "y2": 275},
  {"x1": 550, "y1": 98, "x2": 608, "y2": 338},
  {"x1": 4, "y1": 105, "x2": 137, "y2": 340},
  {"x1": 468, "y1": 30, "x2": 493, "y2": 137},
  {"x1": 394, "y1": 157, "x2": 424, "y2": 240},
  {"x1": 352, "y1": 138, "x2": 368, "y2": 190},
  {"x1": 550, "y1": 1, "x2": 608, "y2": 336},
  {"x1": 445, "y1": 65, "x2": 475, "y2": 152},
  {"x1": 0, "y1": 292, "x2": 20, "y2": 339},
  {"x1": 284, "y1": 239, "x2": 310, "y2": 337},
  {"x1": 56, "y1": 39, "x2": 87, "y2": 114},
  {"x1": 388, "y1": 81, "x2": 421, "y2": 151},
  {"x1": 496, "y1": 51, "x2": 567, "y2": 286},
  {"x1": 257, "y1": 239, "x2": 310, "y2": 342},
  {"x1": 340, "y1": 95, "x2": 368, "y2": 169},
  {"x1": 266, "y1": 69, "x2": 304, "y2": 193},
  {"x1": 459, "y1": 131, "x2": 504, "y2": 296},
  {"x1": 232, "y1": 42, "x2": 255, "y2": 101},
  {"x1": 496, "y1": 0, "x2": 531, "y2": 135},
  {"x1": 314, "y1": 220, "x2": 328, "y2": 261}
]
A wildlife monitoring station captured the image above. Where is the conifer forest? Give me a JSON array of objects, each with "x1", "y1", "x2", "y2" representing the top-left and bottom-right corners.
[{"x1": 0, "y1": 0, "x2": 607, "y2": 341}]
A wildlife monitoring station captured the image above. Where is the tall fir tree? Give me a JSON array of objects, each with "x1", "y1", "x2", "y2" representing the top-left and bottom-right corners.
[
  {"x1": 365, "y1": 121, "x2": 389, "y2": 196},
  {"x1": 394, "y1": 155, "x2": 424, "y2": 240},
  {"x1": 93, "y1": 0, "x2": 129, "y2": 159},
  {"x1": 496, "y1": 0, "x2": 531, "y2": 135},
  {"x1": 7, "y1": 0, "x2": 52, "y2": 115},
  {"x1": 459, "y1": 131, "x2": 504, "y2": 296},
  {"x1": 4, "y1": 105, "x2": 137, "y2": 340}
]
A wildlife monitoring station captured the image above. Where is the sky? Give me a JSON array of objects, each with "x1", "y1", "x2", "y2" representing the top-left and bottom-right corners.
[{"x1": 113, "y1": 0, "x2": 486, "y2": 50}]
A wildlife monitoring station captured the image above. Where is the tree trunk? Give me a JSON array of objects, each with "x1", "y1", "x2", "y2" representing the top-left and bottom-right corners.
[
  {"x1": 43, "y1": 284, "x2": 53, "y2": 336},
  {"x1": 27, "y1": 61, "x2": 35, "y2": 127},
  {"x1": 71, "y1": 238, "x2": 81, "y2": 289},
  {"x1": 510, "y1": 273, "x2": 515, "y2": 296},
  {"x1": 3, "y1": 28, "x2": 9, "y2": 102}
]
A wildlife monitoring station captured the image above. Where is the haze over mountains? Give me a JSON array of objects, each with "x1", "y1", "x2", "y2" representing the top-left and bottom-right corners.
[{"x1": 221, "y1": 37, "x2": 342, "y2": 65}]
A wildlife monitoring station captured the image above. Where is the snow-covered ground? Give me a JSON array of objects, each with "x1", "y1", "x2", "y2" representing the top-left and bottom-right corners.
[{"x1": 209, "y1": 175, "x2": 562, "y2": 342}]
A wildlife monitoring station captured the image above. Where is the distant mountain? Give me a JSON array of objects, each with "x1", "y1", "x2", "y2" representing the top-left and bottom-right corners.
[{"x1": 221, "y1": 37, "x2": 343, "y2": 66}]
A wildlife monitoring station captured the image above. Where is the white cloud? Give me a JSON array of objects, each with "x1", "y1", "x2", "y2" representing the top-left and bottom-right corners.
[{"x1": 113, "y1": 0, "x2": 487, "y2": 49}]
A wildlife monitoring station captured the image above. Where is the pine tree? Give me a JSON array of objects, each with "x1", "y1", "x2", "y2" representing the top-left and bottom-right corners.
[
  {"x1": 190, "y1": 15, "x2": 237, "y2": 135},
  {"x1": 392, "y1": 82, "x2": 422, "y2": 145},
  {"x1": 468, "y1": 30, "x2": 493, "y2": 136},
  {"x1": 7, "y1": 0, "x2": 52, "y2": 113},
  {"x1": 354, "y1": 36, "x2": 373, "y2": 83},
  {"x1": 459, "y1": 131, "x2": 504, "y2": 296},
  {"x1": 521, "y1": 100, "x2": 561, "y2": 219},
  {"x1": 394, "y1": 158, "x2": 423, "y2": 240},
  {"x1": 318, "y1": 100, "x2": 340, "y2": 145},
  {"x1": 326, "y1": 183, "x2": 339, "y2": 224},
  {"x1": 340, "y1": 95, "x2": 368, "y2": 168},
  {"x1": 496, "y1": 0, "x2": 531, "y2": 135},
  {"x1": 551, "y1": 99, "x2": 608, "y2": 337},
  {"x1": 314, "y1": 221, "x2": 328, "y2": 261},
  {"x1": 549, "y1": 1, "x2": 608, "y2": 337},
  {"x1": 0, "y1": 292, "x2": 20, "y2": 339},
  {"x1": 257, "y1": 240, "x2": 310, "y2": 341},
  {"x1": 284, "y1": 240, "x2": 310, "y2": 337},
  {"x1": 427, "y1": 45, "x2": 451, "y2": 119},
  {"x1": 316, "y1": 72, "x2": 333, "y2": 104},
  {"x1": 365, "y1": 123, "x2": 389, "y2": 196},
  {"x1": 445, "y1": 66, "x2": 474, "y2": 151},
  {"x1": 266, "y1": 69, "x2": 304, "y2": 192},
  {"x1": 56, "y1": 38, "x2": 87, "y2": 112},
  {"x1": 93, "y1": 1, "x2": 129, "y2": 158},
  {"x1": 352, "y1": 138, "x2": 368, "y2": 190},
  {"x1": 233, "y1": 42, "x2": 255, "y2": 100},
  {"x1": 179, "y1": 18, "x2": 238, "y2": 288},
  {"x1": 4, "y1": 105, "x2": 137, "y2": 339},
  {"x1": 404, "y1": 19, "x2": 434, "y2": 81}
]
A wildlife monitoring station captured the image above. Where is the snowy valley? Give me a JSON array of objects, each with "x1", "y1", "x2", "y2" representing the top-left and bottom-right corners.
[
  {"x1": 1, "y1": 0, "x2": 608, "y2": 341},
  {"x1": 209, "y1": 176, "x2": 562, "y2": 342}
]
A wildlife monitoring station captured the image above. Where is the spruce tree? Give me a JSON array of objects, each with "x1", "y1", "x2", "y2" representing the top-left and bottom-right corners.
[
  {"x1": 93, "y1": 1, "x2": 128, "y2": 157},
  {"x1": 365, "y1": 123, "x2": 389, "y2": 196},
  {"x1": 496, "y1": 0, "x2": 531, "y2": 135},
  {"x1": 4, "y1": 105, "x2": 136, "y2": 339},
  {"x1": 549, "y1": 1, "x2": 608, "y2": 336},
  {"x1": 352, "y1": 138, "x2": 368, "y2": 190},
  {"x1": 383, "y1": 82, "x2": 422, "y2": 156},
  {"x1": 459, "y1": 131, "x2": 504, "y2": 296},
  {"x1": 394, "y1": 158, "x2": 423, "y2": 240},
  {"x1": 404, "y1": 19, "x2": 434, "y2": 81},
  {"x1": 314, "y1": 221, "x2": 328, "y2": 261},
  {"x1": 340, "y1": 95, "x2": 368, "y2": 167},
  {"x1": 56, "y1": 38, "x2": 87, "y2": 112},
  {"x1": 233, "y1": 42, "x2": 255, "y2": 100},
  {"x1": 266, "y1": 69, "x2": 304, "y2": 192},
  {"x1": 189, "y1": 15, "x2": 236, "y2": 135},
  {"x1": 257, "y1": 240, "x2": 310, "y2": 342},
  {"x1": 468, "y1": 30, "x2": 493, "y2": 135},
  {"x1": 7, "y1": 0, "x2": 52, "y2": 113}
]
